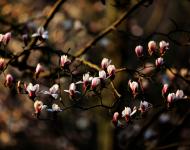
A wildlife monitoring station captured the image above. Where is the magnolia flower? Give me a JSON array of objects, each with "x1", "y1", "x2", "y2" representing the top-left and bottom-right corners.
[
  {"x1": 148, "y1": 40, "x2": 157, "y2": 55},
  {"x1": 47, "y1": 104, "x2": 62, "y2": 112},
  {"x1": 99, "y1": 70, "x2": 107, "y2": 80},
  {"x1": 107, "y1": 65, "x2": 116, "y2": 79},
  {"x1": 0, "y1": 58, "x2": 5, "y2": 70},
  {"x1": 162, "y1": 84, "x2": 169, "y2": 95},
  {"x1": 112, "y1": 112, "x2": 119, "y2": 127},
  {"x1": 159, "y1": 41, "x2": 169, "y2": 55},
  {"x1": 60, "y1": 55, "x2": 71, "y2": 69},
  {"x1": 4, "y1": 74, "x2": 13, "y2": 87},
  {"x1": 122, "y1": 107, "x2": 132, "y2": 122},
  {"x1": 32, "y1": 26, "x2": 48, "y2": 40},
  {"x1": 64, "y1": 83, "x2": 80, "y2": 98},
  {"x1": 175, "y1": 89, "x2": 186, "y2": 99},
  {"x1": 35, "y1": 63, "x2": 44, "y2": 77},
  {"x1": 139, "y1": 101, "x2": 149, "y2": 113},
  {"x1": 167, "y1": 93, "x2": 176, "y2": 104},
  {"x1": 76, "y1": 72, "x2": 91, "y2": 92},
  {"x1": 128, "y1": 80, "x2": 138, "y2": 95},
  {"x1": 26, "y1": 83, "x2": 40, "y2": 100},
  {"x1": 41, "y1": 84, "x2": 59, "y2": 99},
  {"x1": 101, "y1": 58, "x2": 111, "y2": 70},
  {"x1": 34, "y1": 100, "x2": 46, "y2": 114},
  {"x1": 155, "y1": 57, "x2": 164, "y2": 67},
  {"x1": 135, "y1": 45, "x2": 143, "y2": 57},
  {"x1": 91, "y1": 77, "x2": 101, "y2": 90},
  {"x1": 0, "y1": 32, "x2": 11, "y2": 45}
]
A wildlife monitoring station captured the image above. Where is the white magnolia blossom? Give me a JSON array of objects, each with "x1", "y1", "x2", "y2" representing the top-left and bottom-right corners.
[
  {"x1": 34, "y1": 100, "x2": 47, "y2": 114},
  {"x1": 60, "y1": 55, "x2": 71, "y2": 68},
  {"x1": 5, "y1": 74, "x2": 13, "y2": 87},
  {"x1": 99, "y1": 70, "x2": 107, "y2": 80},
  {"x1": 140, "y1": 101, "x2": 151, "y2": 112},
  {"x1": 175, "y1": 89, "x2": 187, "y2": 99},
  {"x1": 32, "y1": 26, "x2": 48, "y2": 40},
  {"x1": 91, "y1": 77, "x2": 101, "y2": 89},
  {"x1": 101, "y1": 58, "x2": 111, "y2": 70},
  {"x1": 107, "y1": 65, "x2": 116, "y2": 77},
  {"x1": 41, "y1": 84, "x2": 59, "y2": 99},
  {"x1": 128, "y1": 80, "x2": 139, "y2": 95},
  {"x1": 52, "y1": 104, "x2": 62, "y2": 112},
  {"x1": 122, "y1": 107, "x2": 132, "y2": 118},
  {"x1": 26, "y1": 83, "x2": 40, "y2": 99},
  {"x1": 64, "y1": 83, "x2": 80, "y2": 97}
]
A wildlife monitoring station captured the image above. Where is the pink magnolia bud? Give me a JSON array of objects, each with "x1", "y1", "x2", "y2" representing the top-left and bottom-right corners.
[
  {"x1": 167, "y1": 93, "x2": 175, "y2": 104},
  {"x1": 155, "y1": 57, "x2": 164, "y2": 67},
  {"x1": 148, "y1": 41, "x2": 157, "y2": 55},
  {"x1": 60, "y1": 55, "x2": 71, "y2": 69},
  {"x1": 135, "y1": 45, "x2": 143, "y2": 57},
  {"x1": 122, "y1": 107, "x2": 131, "y2": 122},
  {"x1": 107, "y1": 65, "x2": 116, "y2": 79},
  {"x1": 159, "y1": 41, "x2": 169, "y2": 55},
  {"x1": 34, "y1": 100, "x2": 43, "y2": 114},
  {"x1": 91, "y1": 77, "x2": 101, "y2": 90},
  {"x1": 0, "y1": 34, "x2": 3, "y2": 43},
  {"x1": 0, "y1": 58, "x2": 5, "y2": 70},
  {"x1": 101, "y1": 58, "x2": 111, "y2": 70},
  {"x1": 112, "y1": 112, "x2": 119, "y2": 127},
  {"x1": 162, "y1": 84, "x2": 169, "y2": 95},
  {"x1": 128, "y1": 80, "x2": 138, "y2": 95},
  {"x1": 35, "y1": 63, "x2": 44, "y2": 77},
  {"x1": 2, "y1": 32, "x2": 11, "y2": 45},
  {"x1": 5, "y1": 74, "x2": 13, "y2": 87}
]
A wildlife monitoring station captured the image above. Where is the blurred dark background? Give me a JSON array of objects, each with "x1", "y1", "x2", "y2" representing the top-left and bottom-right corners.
[{"x1": 0, "y1": 0, "x2": 190, "y2": 149}]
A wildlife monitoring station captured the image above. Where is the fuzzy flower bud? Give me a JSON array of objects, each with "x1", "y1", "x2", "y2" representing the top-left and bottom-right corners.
[
  {"x1": 167, "y1": 93, "x2": 176, "y2": 104},
  {"x1": 60, "y1": 55, "x2": 71, "y2": 69},
  {"x1": 35, "y1": 63, "x2": 44, "y2": 77},
  {"x1": 128, "y1": 80, "x2": 138, "y2": 95},
  {"x1": 5, "y1": 74, "x2": 13, "y2": 87},
  {"x1": 148, "y1": 41, "x2": 157, "y2": 55},
  {"x1": 91, "y1": 77, "x2": 101, "y2": 90},
  {"x1": 0, "y1": 58, "x2": 5, "y2": 70},
  {"x1": 122, "y1": 107, "x2": 131, "y2": 122},
  {"x1": 162, "y1": 84, "x2": 169, "y2": 95},
  {"x1": 159, "y1": 41, "x2": 169, "y2": 55},
  {"x1": 101, "y1": 58, "x2": 111, "y2": 70},
  {"x1": 107, "y1": 65, "x2": 116, "y2": 79},
  {"x1": 34, "y1": 100, "x2": 43, "y2": 114},
  {"x1": 155, "y1": 57, "x2": 164, "y2": 67},
  {"x1": 135, "y1": 45, "x2": 143, "y2": 57}
]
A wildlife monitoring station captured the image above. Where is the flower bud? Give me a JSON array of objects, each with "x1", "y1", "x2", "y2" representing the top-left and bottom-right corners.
[
  {"x1": 17, "y1": 80, "x2": 22, "y2": 94},
  {"x1": 128, "y1": 80, "x2": 138, "y2": 95},
  {"x1": 2, "y1": 32, "x2": 11, "y2": 45},
  {"x1": 52, "y1": 104, "x2": 61, "y2": 112},
  {"x1": 91, "y1": 77, "x2": 101, "y2": 90},
  {"x1": 34, "y1": 100, "x2": 43, "y2": 114},
  {"x1": 162, "y1": 84, "x2": 169, "y2": 95},
  {"x1": 135, "y1": 45, "x2": 143, "y2": 57},
  {"x1": 159, "y1": 41, "x2": 169, "y2": 55},
  {"x1": 35, "y1": 63, "x2": 44, "y2": 78},
  {"x1": 0, "y1": 58, "x2": 5, "y2": 70},
  {"x1": 112, "y1": 112, "x2": 119, "y2": 127},
  {"x1": 167, "y1": 93, "x2": 175, "y2": 104},
  {"x1": 101, "y1": 58, "x2": 111, "y2": 70},
  {"x1": 107, "y1": 65, "x2": 116, "y2": 79},
  {"x1": 148, "y1": 41, "x2": 157, "y2": 55},
  {"x1": 155, "y1": 57, "x2": 164, "y2": 67},
  {"x1": 60, "y1": 55, "x2": 71, "y2": 69},
  {"x1": 99, "y1": 70, "x2": 107, "y2": 80},
  {"x1": 175, "y1": 89, "x2": 184, "y2": 99},
  {"x1": 5, "y1": 74, "x2": 13, "y2": 87},
  {"x1": 140, "y1": 101, "x2": 149, "y2": 113},
  {"x1": 122, "y1": 107, "x2": 131, "y2": 122}
]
